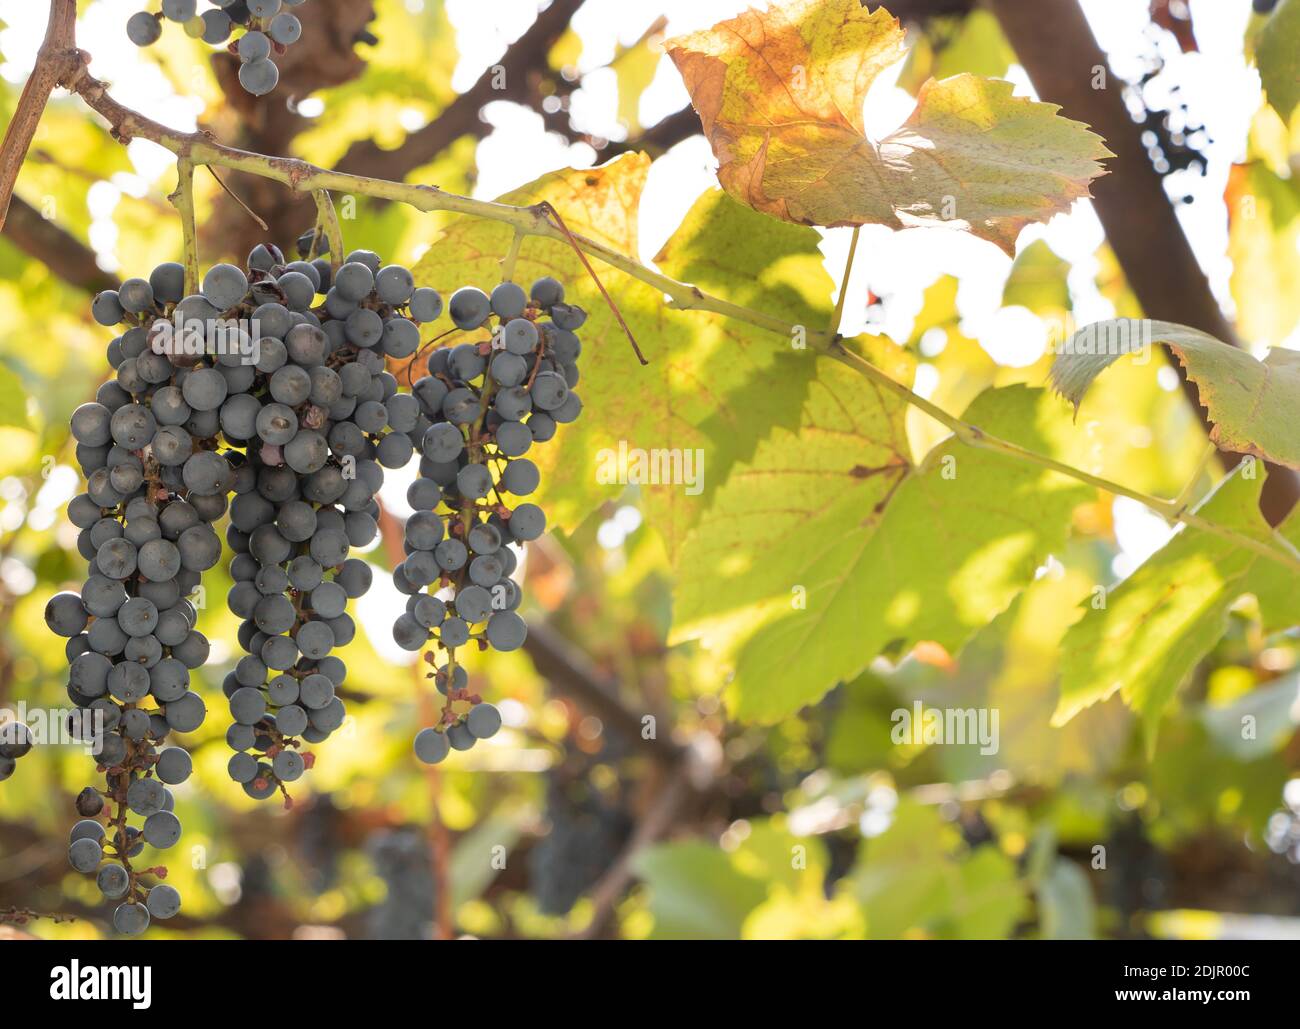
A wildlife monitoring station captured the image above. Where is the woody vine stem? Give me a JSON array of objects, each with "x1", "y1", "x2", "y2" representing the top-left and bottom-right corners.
[{"x1": 2, "y1": 0, "x2": 1297, "y2": 578}]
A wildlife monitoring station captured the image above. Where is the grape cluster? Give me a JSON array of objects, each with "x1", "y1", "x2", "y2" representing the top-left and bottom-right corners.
[
  {"x1": 59, "y1": 239, "x2": 437, "y2": 931},
  {"x1": 126, "y1": 0, "x2": 309, "y2": 97},
  {"x1": 529, "y1": 772, "x2": 632, "y2": 916},
  {"x1": 218, "y1": 242, "x2": 440, "y2": 804},
  {"x1": 365, "y1": 827, "x2": 434, "y2": 939},
  {"x1": 54, "y1": 257, "x2": 234, "y2": 933},
  {"x1": 0, "y1": 720, "x2": 33, "y2": 783},
  {"x1": 394, "y1": 277, "x2": 585, "y2": 764}
]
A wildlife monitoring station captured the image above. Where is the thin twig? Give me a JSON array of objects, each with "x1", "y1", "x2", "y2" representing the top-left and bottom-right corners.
[
  {"x1": 1169, "y1": 438, "x2": 1219, "y2": 519},
  {"x1": 538, "y1": 201, "x2": 647, "y2": 366},
  {"x1": 829, "y1": 225, "x2": 861, "y2": 339},
  {"x1": 206, "y1": 166, "x2": 268, "y2": 231}
]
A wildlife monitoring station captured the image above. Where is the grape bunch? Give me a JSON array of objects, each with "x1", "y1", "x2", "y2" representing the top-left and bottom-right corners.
[
  {"x1": 218, "y1": 242, "x2": 440, "y2": 804},
  {"x1": 529, "y1": 771, "x2": 632, "y2": 916},
  {"x1": 0, "y1": 720, "x2": 33, "y2": 783},
  {"x1": 365, "y1": 827, "x2": 435, "y2": 939},
  {"x1": 393, "y1": 276, "x2": 585, "y2": 764},
  {"x1": 126, "y1": 0, "x2": 309, "y2": 97},
  {"x1": 54, "y1": 257, "x2": 236, "y2": 934}
]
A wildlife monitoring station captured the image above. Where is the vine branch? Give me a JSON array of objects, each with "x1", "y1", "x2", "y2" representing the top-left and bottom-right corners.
[
  {"x1": 19, "y1": 0, "x2": 1300, "y2": 575},
  {"x1": 0, "y1": 0, "x2": 78, "y2": 230}
]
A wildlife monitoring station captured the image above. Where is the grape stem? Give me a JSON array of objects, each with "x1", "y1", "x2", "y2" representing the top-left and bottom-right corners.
[
  {"x1": 206, "y1": 165, "x2": 268, "y2": 232},
  {"x1": 311, "y1": 190, "x2": 344, "y2": 274},
  {"x1": 20, "y1": 0, "x2": 1300, "y2": 573},
  {"x1": 500, "y1": 228, "x2": 525, "y2": 283},
  {"x1": 168, "y1": 158, "x2": 200, "y2": 297},
  {"x1": 828, "y1": 225, "x2": 860, "y2": 341},
  {"x1": 375, "y1": 500, "x2": 454, "y2": 940}
]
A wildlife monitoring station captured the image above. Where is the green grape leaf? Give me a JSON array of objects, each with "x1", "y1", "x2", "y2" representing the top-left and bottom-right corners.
[
  {"x1": 413, "y1": 156, "x2": 827, "y2": 557},
  {"x1": 1050, "y1": 319, "x2": 1300, "y2": 469},
  {"x1": 847, "y1": 801, "x2": 1027, "y2": 939},
  {"x1": 673, "y1": 379, "x2": 1088, "y2": 724},
  {"x1": 1053, "y1": 467, "x2": 1271, "y2": 749},
  {"x1": 632, "y1": 842, "x2": 773, "y2": 940},
  {"x1": 665, "y1": 0, "x2": 1110, "y2": 254},
  {"x1": 1239, "y1": 495, "x2": 1300, "y2": 632},
  {"x1": 1037, "y1": 859, "x2": 1096, "y2": 940},
  {"x1": 0, "y1": 362, "x2": 30, "y2": 430},
  {"x1": 1001, "y1": 239, "x2": 1072, "y2": 314},
  {"x1": 1201, "y1": 671, "x2": 1300, "y2": 760},
  {"x1": 885, "y1": 570, "x2": 1132, "y2": 786},
  {"x1": 1257, "y1": 0, "x2": 1300, "y2": 120}
]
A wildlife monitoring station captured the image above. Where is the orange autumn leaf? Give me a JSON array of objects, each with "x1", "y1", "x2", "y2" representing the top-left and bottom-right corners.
[{"x1": 666, "y1": 0, "x2": 1111, "y2": 255}]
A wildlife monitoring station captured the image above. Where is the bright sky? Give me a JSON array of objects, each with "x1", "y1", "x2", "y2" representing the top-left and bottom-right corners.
[{"x1": 0, "y1": 0, "x2": 1272, "y2": 581}]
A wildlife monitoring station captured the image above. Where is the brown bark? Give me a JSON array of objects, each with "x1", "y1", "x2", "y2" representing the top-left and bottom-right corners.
[
  {"x1": 988, "y1": 0, "x2": 1299, "y2": 524},
  {"x1": 1, "y1": 194, "x2": 117, "y2": 293}
]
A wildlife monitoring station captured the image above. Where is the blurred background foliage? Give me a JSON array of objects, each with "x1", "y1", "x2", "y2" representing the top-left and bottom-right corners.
[{"x1": 1, "y1": 0, "x2": 1300, "y2": 940}]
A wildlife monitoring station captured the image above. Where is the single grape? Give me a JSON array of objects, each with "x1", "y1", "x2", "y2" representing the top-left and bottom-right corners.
[
  {"x1": 97, "y1": 863, "x2": 130, "y2": 899},
  {"x1": 485, "y1": 611, "x2": 527, "y2": 651},
  {"x1": 490, "y1": 282, "x2": 527, "y2": 320},
  {"x1": 69, "y1": 837, "x2": 103, "y2": 873},
  {"x1": 449, "y1": 287, "x2": 490, "y2": 330},
  {"x1": 113, "y1": 902, "x2": 150, "y2": 936},
  {"x1": 530, "y1": 277, "x2": 564, "y2": 308},
  {"x1": 408, "y1": 287, "x2": 443, "y2": 323},
  {"x1": 467, "y1": 703, "x2": 502, "y2": 740},
  {"x1": 146, "y1": 884, "x2": 182, "y2": 920},
  {"x1": 161, "y1": 0, "x2": 196, "y2": 21},
  {"x1": 268, "y1": 11, "x2": 301, "y2": 44},
  {"x1": 126, "y1": 11, "x2": 162, "y2": 47},
  {"x1": 201, "y1": 9, "x2": 232, "y2": 43},
  {"x1": 239, "y1": 57, "x2": 280, "y2": 96},
  {"x1": 143, "y1": 811, "x2": 182, "y2": 849},
  {"x1": 155, "y1": 747, "x2": 192, "y2": 785},
  {"x1": 414, "y1": 728, "x2": 451, "y2": 765},
  {"x1": 237, "y1": 29, "x2": 271, "y2": 62}
]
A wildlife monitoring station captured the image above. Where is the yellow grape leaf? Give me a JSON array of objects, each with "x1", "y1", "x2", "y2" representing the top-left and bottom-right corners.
[
  {"x1": 665, "y1": 0, "x2": 1110, "y2": 254},
  {"x1": 1226, "y1": 161, "x2": 1300, "y2": 347},
  {"x1": 1051, "y1": 319, "x2": 1300, "y2": 469},
  {"x1": 611, "y1": 20, "x2": 666, "y2": 135},
  {"x1": 896, "y1": 10, "x2": 1015, "y2": 97},
  {"x1": 1002, "y1": 239, "x2": 1072, "y2": 315}
]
